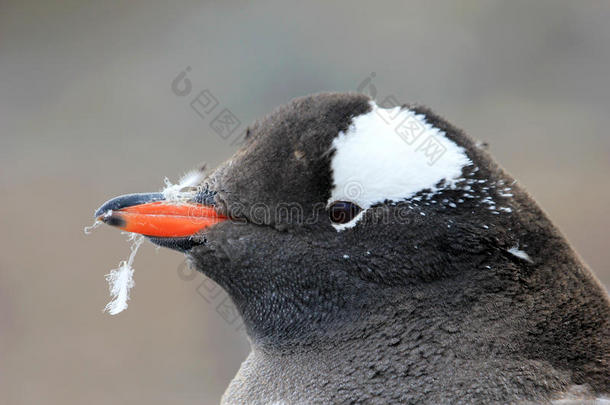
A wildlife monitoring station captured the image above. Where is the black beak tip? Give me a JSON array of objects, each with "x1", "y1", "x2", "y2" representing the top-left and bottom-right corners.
[{"x1": 100, "y1": 213, "x2": 126, "y2": 228}]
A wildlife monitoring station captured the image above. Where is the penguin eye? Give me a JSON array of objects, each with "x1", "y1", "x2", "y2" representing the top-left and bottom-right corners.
[{"x1": 328, "y1": 201, "x2": 362, "y2": 224}]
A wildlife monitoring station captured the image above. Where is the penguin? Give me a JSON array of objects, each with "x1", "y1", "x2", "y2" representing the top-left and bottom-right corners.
[{"x1": 95, "y1": 93, "x2": 610, "y2": 404}]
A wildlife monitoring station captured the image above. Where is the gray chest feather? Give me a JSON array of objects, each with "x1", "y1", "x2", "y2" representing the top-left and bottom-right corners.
[{"x1": 221, "y1": 344, "x2": 584, "y2": 404}]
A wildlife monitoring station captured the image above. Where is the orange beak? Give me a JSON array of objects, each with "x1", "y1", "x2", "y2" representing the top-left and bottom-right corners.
[{"x1": 95, "y1": 192, "x2": 227, "y2": 237}]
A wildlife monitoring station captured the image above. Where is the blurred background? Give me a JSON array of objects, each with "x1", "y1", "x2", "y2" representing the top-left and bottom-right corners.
[{"x1": 1, "y1": 1, "x2": 609, "y2": 404}]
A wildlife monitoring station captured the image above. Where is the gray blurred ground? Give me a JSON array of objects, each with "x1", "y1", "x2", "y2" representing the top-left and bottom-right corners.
[{"x1": 1, "y1": 1, "x2": 609, "y2": 404}]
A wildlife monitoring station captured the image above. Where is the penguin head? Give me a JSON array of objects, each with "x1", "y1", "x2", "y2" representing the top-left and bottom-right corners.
[
  {"x1": 192, "y1": 92, "x2": 539, "y2": 343},
  {"x1": 97, "y1": 93, "x2": 537, "y2": 344}
]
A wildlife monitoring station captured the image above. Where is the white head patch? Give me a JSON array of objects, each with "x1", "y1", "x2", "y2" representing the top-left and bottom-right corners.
[{"x1": 328, "y1": 101, "x2": 471, "y2": 230}]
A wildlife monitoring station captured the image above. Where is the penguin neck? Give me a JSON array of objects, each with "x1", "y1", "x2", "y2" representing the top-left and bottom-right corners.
[
  {"x1": 244, "y1": 250, "x2": 609, "y2": 391},
  {"x1": 236, "y1": 261, "x2": 609, "y2": 403},
  {"x1": 249, "y1": 273, "x2": 523, "y2": 352}
]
